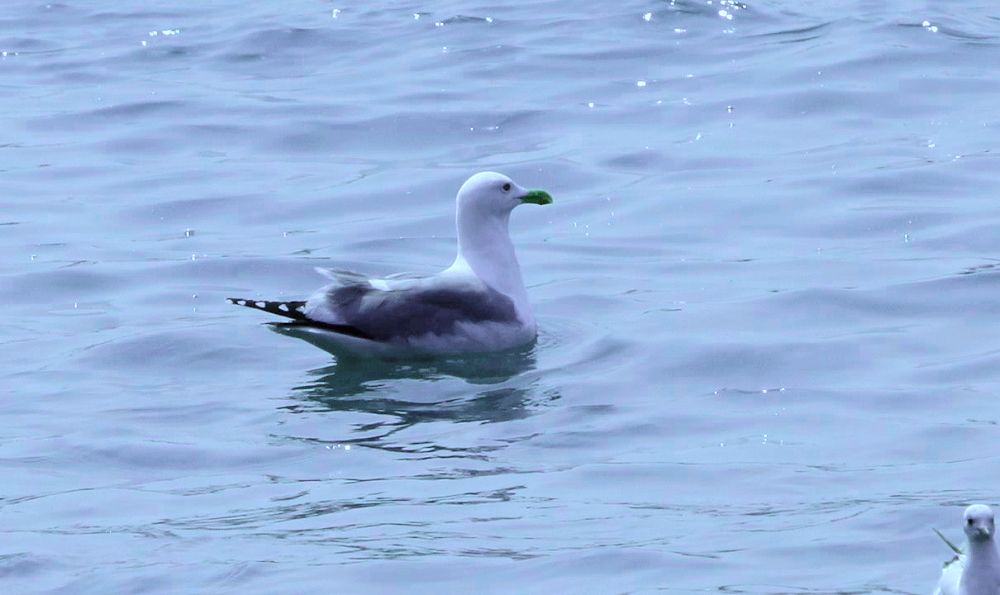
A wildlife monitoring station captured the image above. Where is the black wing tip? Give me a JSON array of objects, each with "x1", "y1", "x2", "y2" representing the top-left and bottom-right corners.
[
  {"x1": 228, "y1": 297, "x2": 308, "y2": 318},
  {"x1": 229, "y1": 297, "x2": 375, "y2": 341},
  {"x1": 273, "y1": 320, "x2": 375, "y2": 341}
]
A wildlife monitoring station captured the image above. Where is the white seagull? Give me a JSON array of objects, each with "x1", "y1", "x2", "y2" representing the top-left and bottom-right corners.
[
  {"x1": 934, "y1": 505, "x2": 1000, "y2": 595},
  {"x1": 229, "y1": 172, "x2": 552, "y2": 358}
]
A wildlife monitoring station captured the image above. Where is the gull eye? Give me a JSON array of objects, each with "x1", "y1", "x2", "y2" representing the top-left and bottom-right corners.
[
  {"x1": 502, "y1": 182, "x2": 511, "y2": 192},
  {"x1": 969, "y1": 519, "x2": 975, "y2": 526}
]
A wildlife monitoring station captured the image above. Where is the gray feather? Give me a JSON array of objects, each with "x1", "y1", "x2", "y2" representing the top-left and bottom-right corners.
[{"x1": 321, "y1": 280, "x2": 518, "y2": 341}]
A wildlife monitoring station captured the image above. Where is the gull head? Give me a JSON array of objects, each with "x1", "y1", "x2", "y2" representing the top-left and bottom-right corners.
[
  {"x1": 964, "y1": 504, "x2": 996, "y2": 542},
  {"x1": 457, "y1": 172, "x2": 552, "y2": 218}
]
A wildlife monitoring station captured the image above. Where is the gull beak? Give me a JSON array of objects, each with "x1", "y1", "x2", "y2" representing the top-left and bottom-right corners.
[{"x1": 519, "y1": 189, "x2": 553, "y2": 205}]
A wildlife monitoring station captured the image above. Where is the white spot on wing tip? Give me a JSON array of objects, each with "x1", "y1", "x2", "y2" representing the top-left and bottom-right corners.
[
  {"x1": 278, "y1": 304, "x2": 289, "y2": 312},
  {"x1": 255, "y1": 301, "x2": 265, "y2": 308}
]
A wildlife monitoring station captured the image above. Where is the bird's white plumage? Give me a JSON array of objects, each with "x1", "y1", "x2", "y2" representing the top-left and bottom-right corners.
[
  {"x1": 934, "y1": 505, "x2": 1000, "y2": 595},
  {"x1": 235, "y1": 172, "x2": 550, "y2": 358}
]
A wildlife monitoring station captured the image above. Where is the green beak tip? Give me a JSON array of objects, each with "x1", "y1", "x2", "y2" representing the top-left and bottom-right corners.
[{"x1": 521, "y1": 189, "x2": 553, "y2": 205}]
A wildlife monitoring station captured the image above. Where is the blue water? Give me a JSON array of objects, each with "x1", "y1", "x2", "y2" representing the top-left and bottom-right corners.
[{"x1": 4, "y1": 0, "x2": 1000, "y2": 592}]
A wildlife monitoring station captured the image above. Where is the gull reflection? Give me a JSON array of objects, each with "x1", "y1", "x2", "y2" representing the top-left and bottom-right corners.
[{"x1": 278, "y1": 333, "x2": 557, "y2": 444}]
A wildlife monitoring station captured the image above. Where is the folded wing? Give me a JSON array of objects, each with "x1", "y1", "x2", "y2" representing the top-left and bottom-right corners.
[{"x1": 305, "y1": 274, "x2": 519, "y2": 342}]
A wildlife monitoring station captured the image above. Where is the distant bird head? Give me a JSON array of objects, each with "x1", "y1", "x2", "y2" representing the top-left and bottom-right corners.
[
  {"x1": 964, "y1": 504, "x2": 996, "y2": 542},
  {"x1": 457, "y1": 171, "x2": 552, "y2": 217}
]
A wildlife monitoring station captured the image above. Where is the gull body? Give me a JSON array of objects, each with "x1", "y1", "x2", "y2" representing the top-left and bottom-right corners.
[
  {"x1": 229, "y1": 172, "x2": 552, "y2": 358},
  {"x1": 934, "y1": 505, "x2": 1000, "y2": 595}
]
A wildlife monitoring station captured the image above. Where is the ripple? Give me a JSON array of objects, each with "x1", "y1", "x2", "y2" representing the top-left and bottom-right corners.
[{"x1": 4, "y1": 0, "x2": 1000, "y2": 592}]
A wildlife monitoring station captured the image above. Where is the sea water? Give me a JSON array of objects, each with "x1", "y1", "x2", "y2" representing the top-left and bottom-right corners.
[{"x1": 3, "y1": 1, "x2": 1000, "y2": 592}]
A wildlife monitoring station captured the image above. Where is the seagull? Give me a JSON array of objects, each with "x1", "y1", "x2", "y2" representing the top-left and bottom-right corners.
[
  {"x1": 229, "y1": 171, "x2": 552, "y2": 358},
  {"x1": 934, "y1": 505, "x2": 1000, "y2": 595}
]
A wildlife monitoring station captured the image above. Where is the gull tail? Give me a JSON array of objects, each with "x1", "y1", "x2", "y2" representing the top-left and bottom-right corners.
[
  {"x1": 228, "y1": 297, "x2": 308, "y2": 321},
  {"x1": 228, "y1": 297, "x2": 375, "y2": 340}
]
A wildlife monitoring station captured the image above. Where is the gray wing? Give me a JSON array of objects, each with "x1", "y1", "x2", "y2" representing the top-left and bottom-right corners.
[{"x1": 311, "y1": 277, "x2": 519, "y2": 342}]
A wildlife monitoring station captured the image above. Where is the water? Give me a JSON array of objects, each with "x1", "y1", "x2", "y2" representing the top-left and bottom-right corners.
[{"x1": 3, "y1": 0, "x2": 1000, "y2": 592}]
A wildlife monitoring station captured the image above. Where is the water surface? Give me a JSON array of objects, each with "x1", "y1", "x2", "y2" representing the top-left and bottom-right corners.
[{"x1": 4, "y1": 0, "x2": 1000, "y2": 592}]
